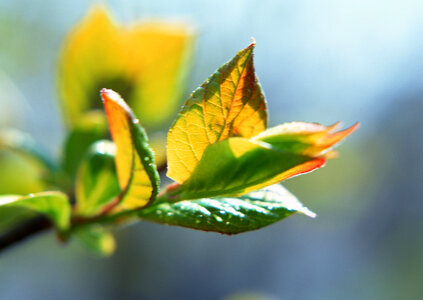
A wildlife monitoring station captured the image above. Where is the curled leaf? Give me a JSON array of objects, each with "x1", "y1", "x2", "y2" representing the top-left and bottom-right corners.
[
  {"x1": 75, "y1": 140, "x2": 120, "y2": 217},
  {"x1": 101, "y1": 89, "x2": 160, "y2": 212}
]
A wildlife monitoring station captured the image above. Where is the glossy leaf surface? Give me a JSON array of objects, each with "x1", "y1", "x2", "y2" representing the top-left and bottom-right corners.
[
  {"x1": 0, "y1": 192, "x2": 71, "y2": 231},
  {"x1": 58, "y1": 4, "x2": 194, "y2": 128},
  {"x1": 75, "y1": 140, "x2": 120, "y2": 217},
  {"x1": 102, "y1": 89, "x2": 159, "y2": 212},
  {"x1": 140, "y1": 185, "x2": 315, "y2": 234},
  {"x1": 167, "y1": 42, "x2": 267, "y2": 183}
]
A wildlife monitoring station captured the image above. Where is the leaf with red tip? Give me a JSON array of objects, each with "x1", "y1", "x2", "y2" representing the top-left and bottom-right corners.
[
  {"x1": 167, "y1": 42, "x2": 267, "y2": 183},
  {"x1": 253, "y1": 122, "x2": 359, "y2": 157},
  {"x1": 101, "y1": 89, "x2": 159, "y2": 212},
  {"x1": 175, "y1": 137, "x2": 325, "y2": 200}
]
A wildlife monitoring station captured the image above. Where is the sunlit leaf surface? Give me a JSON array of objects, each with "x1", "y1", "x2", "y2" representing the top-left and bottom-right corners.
[
  {"x1": 101, "y1": 89, "x2": 159, "y2": 212},
  {"x1": 167, "y1": 42, "x2": 267, "y2": 183},
  {"x1": 178, "y1": 137, "x2": 325, "y2": 199},
  {"x1": 140, "y1": 184, "x2": 315, "y2": 234},
  {"x1": 58, "y1": 4, "x2": 194, "y2": 128},
  {"x1": 0, "y1": 192, "x2": 71, "y2": 231},
  {"x1": 253, "y1": 121, "x2": 359, "y2": 157}
]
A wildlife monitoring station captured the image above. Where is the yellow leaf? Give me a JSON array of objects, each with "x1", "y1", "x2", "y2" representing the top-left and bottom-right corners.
[
  {"x1": 58, "y1": 4, "x2": 194, "y2": 128},
  {"x1": 167, "y1": 42, "x2": 267, "y2": 183},
  {"x1": 101, "y1": 89, "x2": 159, "y2": 212}
]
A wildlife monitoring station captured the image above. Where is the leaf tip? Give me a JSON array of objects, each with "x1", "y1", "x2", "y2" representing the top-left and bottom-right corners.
[
  {"x1": 100, "y1": 88, "x2": 135, "y2": 118},
  {"x1": 320, "y1": 122, "x2": 360, "y2": 147},
  {"x1": 300, "y1": 207, "x2": 317, "y2": 218},
  {"x1": 249, "y1": 37, "x2": 256, "y2": 48},
  {"x1": 100, "y1": 88, "x2": 118, "y2": 103}
]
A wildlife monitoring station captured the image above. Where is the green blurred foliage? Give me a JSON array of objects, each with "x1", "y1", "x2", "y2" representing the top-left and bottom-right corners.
[{"x1": 0, "y1": 148, "x2": 48, "y2": 195}]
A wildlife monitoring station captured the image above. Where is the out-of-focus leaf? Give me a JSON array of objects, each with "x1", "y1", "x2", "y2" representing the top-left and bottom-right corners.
[
  {"x1": 0, "y1": 206, "x2": 38, "y2": 232},
  {"x1": 101, "y1": 89, "x2": 160, "y2": 212},
  {"x1": 62, "y1": 111, "x2": 108, "y2": 179},
  {"x1": 176, "y1": 137, "x2": 325, "y2": 199},
  {"x1": 75, "y1": 140, "x2": 120, "y2": 217},
  {"x1": 0, "y1": 192, "x2": 71, "y2": 231},
  {"x1": 253, "y1": 121, "x2": 359, "y2": 157},
  {"x1": 139, "y1": 184, "x2": 315, "y2": 234},
  {"x1": 0, "y1": 129, "x2": 57, "y2": 172},
  {"x1": 74, "y1": 224, "x2": 116, "y2": 256},
  {"x1": 0, "y1": 149, "x2": 47, "y2": 195},
  {"x1": 0, "y1": 130, "x2": 56, "y2": 195},
  {"x1": 58, "y1": 4, "x2": 194, "y2": 128},
  {"x1": 167, "y1": 42, "x2": 267, "y2": 183}
]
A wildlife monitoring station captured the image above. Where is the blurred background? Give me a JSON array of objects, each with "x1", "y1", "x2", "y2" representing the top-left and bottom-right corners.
[{"x1": 0, "y1": 0, "x2": 422, "y2": 299}]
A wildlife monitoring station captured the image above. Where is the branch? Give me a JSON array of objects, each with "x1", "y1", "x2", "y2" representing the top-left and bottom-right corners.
[
  {"x1": 0, "y1": 162, "x2": 168, "y2": 254},
  {"x1": 0, "y1": 216, "x2": 52, "y2": 254},
  {"x1": 157, "y1": 161, "x2": 167, "y2": 174}
]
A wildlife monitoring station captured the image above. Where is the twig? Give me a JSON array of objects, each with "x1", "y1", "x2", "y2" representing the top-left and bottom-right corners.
[
  {"x1": 0, "y1": 216, "x2": 52, "y2": 254},
  {"x1": 0, "y1": 163, "x2": 168, "y2": 254},
  {"x1": 157, "y1": 161, "x2": 167, "y2": 174}
]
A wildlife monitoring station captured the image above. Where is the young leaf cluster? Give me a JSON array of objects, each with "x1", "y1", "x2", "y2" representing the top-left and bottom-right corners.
[{"x1": 0, "y1": 6, "x2": 357, "y2": 256}]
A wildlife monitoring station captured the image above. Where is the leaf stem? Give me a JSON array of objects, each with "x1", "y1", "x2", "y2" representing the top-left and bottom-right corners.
[
  {"x1": 0, "y1": 169, "x2": 178, "y2": 254},
  {"x1": 0, "y1": 216, "x2": 52, "y2": 255}
]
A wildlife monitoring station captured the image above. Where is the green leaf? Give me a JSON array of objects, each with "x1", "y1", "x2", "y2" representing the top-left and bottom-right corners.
[
  {"x1": 62, "y1": 111, "x2": 109, "y2": 179},
  {"x1": 101, "y1": 89, "x2": 160, "y2": 212},
  {"x1": 74, "y1": 224, "x2": 116, "y2": 256},
  {"x1": 75, "y1": 140, "x2": 120, "y2": 217},
  {"x1": 0, "y1": 130, "x2": 57, "y2": 194},
  {"x1": 0, "y1": 129, "x2": 57, "y2": 172},
  {"x1": 167, "y1": 42, "x2": 267, "y2": 184},
  {"x1": 253, "y1": 121, "x2": 359, "y2": 157},
  {"x1": 139, "y1": 184, "x2": 315, "y2": 234},
  {"x1": 0, "y1": 207, "x2": 38, "y2": 232},
  {"x1": 0, "y1": 192, "x2": 71, "y2": 231},
  {"x1": 176, "y1": 137, "x2": 325, "y2": 200}
]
